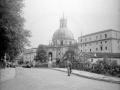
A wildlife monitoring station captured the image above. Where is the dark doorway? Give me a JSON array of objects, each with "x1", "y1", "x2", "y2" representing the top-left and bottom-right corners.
[{"x1": 48, "y1": 52, "x2": 52, "y2": 61}]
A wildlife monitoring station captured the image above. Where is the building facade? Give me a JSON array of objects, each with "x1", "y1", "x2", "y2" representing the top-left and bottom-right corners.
[
  {"x1": 46, "y1": 15, "x2": 76, "y2": 63},
  {"x1": 23, "y1": 48, "x2": 37, "y2": 62},
  {"x1": 23, "y1": 16, "x2": 120, "y2": 65},
  {"x1": 78, "y1": 29, "x2": 120, "y2": 53},
  {"x1": 23, "y1": 15, "x2": 76, "y2": 63}
]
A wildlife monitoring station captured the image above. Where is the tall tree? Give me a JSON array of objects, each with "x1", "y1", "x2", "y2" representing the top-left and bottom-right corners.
[
  {"x1": 0, "y1": 0, "x2": 31, "y2": 61},
  {"x1": 34, "y1": 45, "x2": 47, "y2": 63},
  {"x1": 62, "y1": 43, "x2": 91, "y2": 69}
]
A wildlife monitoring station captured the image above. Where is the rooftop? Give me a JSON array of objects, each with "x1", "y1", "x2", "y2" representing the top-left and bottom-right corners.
[{"x1": 79, "y1": 29, "x2": 120, "y2": 38}]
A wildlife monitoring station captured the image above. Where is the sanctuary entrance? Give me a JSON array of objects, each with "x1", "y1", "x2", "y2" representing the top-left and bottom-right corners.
[{"x1": 48, "y1": 52, "x2": 52, "y2": 61}]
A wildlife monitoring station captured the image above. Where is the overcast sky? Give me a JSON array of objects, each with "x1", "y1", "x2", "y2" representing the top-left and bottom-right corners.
[{"x1": 23, "y1": 0, "x2": 120, "y2": 48}]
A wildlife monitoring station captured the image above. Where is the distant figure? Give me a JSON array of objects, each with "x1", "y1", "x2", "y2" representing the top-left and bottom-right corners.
[{"x1": 66, "y1": 60, "x2": 72, "y2": 76}]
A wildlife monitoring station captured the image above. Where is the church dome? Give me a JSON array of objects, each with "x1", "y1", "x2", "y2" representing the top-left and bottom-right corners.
[
  {"x1": 52, "y1": 15, "x2": 74, "y2": 41},
  {"x1": 52, "y1": 28, "x2": 74, "y2": 41}
]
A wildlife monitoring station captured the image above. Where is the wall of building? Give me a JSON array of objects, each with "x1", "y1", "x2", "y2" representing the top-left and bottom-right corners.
[
  {"x1": 112, "y1": 40, "x2": 120, "y2": 53},
  {"x1": 47, "y1": 48, "x2": 57, "y2": 62},
  {"x1": 53, "y1": 39, "x2": 76, "y2": 46},
  {"x1": 78, "y1": 30, "x2": 120, "y2": 53},
  {"x1": 23, "y1": 48, "x2": 37, "y2": 62}
]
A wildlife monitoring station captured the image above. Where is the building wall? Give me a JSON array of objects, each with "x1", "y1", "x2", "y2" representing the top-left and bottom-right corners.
[
  {"x1": 47, "y1": 48, "x2": 57, "y2": 62},
  {"x1": 112, "y1": 40, "x2": 120, "y2": 53},
  {"x1": 78, "y1": 29, "x2": 120, "y2": 53},
  {"x1": 53, "y1": 39, "x2": 75, "y2": 46},
  {"x1": 23, "y1": 48, "x2": 37, "y2": 62},
  {"x1": 55, "y1": 47, "x2": 67, "y2": 60}
]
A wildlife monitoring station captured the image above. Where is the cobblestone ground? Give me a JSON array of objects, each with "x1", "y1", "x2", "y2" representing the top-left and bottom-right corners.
[{"x1": 0, "y1": 67, "x2": 120, "y2": 90}]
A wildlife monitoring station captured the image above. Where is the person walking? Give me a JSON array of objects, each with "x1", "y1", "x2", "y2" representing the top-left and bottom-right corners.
[{"x1": 66, "y1": 60, "x2": 72, "y2": 76}]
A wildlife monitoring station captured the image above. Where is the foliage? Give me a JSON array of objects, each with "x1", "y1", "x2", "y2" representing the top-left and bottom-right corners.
[
  {"x1": 91, "y1": 59, "x2": 120, "y2": 77},
  {"x1": 34, "y1": 63, "x2": 48, "y2": 68},
  {"x1": 0, "y1": 0, "x2": 31, "y2": 61},
  {"x1": 59, "y1": 43, "x2": 120, "y2": 77},
  {"x1": 17, "y1": 57, "x2": 24, "y2": 65},
  {"x1": 60, "y1": 43, "x2": 91, "y2": 70},
  {"x1": 34, "y1": 45, "x2": 47, "y2": 63}
]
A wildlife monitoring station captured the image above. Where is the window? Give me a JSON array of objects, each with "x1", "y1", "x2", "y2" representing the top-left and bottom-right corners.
[
  {"x1": 96, "y1": 36, "x2": 98, "y2": 40},
  {"x1": 61, "y1": 40, "x2": 63, "y2": 45},
  {"x1": 91, "y1": 59, "x2": 93, "y2": 62},
  {"x1": 109, "y1": 60, "x2": 111, "y2": 62},
  {"x1": 85, "y1": 44, "x2": 87, "y2": 46},
  {"x1": 89, "y1": 37, "x2": 91, "y2": 41},
  {"x1": 105, "y1": 46, "x2": 107, "y2": 50},
  {"x1": 81, "y1": 45, "x2": 82, "y2": 47},
  {"x1": 100, "y1": 46, "x2": 103, "y2": 51},
  {"x1": 100, "y1": 35, "x2": 102, "y2": 39},
  {"x1": 105, "y1": 34, "x2": 107, "y2": 38},
  {"x1": 81, "y1": 50, "x2": 82, "y2": 52},
  {"x1": 100, "y1": 42, "x2": 102, "y2": 44},
  {"x1": 81, "y1": 39, "x2": 82, "y2": 42},
  {"x1": 96, "y1": 48, "x2": 98, "y2": 51},
  {"x1": 90, "y1": 49, "x2": 91, "y2": 52},
  {"x1": 59, "y1": 53, "x2": 60, "y2": 55},
  {"x1": 118, "y1": 41, "x2": 119, "y2": 43},
  {"x1": 105, "y1": 41, "x2": 107, "y2": 43}
]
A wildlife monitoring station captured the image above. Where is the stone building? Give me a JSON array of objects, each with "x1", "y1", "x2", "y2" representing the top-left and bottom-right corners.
[
  {"x1": 23, "y1": 48, "x2": 37, "y2": 62},
  {"x1": 78, "y1": 29, "x2": 120, "y2": 53},
  {"x1": 45, "y1": 15, "x2": 76, "y2": 63},
  {"x1": 23, "y1": 15, "x2": 76, "y2": 63},
  {"x1": 22, "y1": 16, "x2": 120, "y2": 65}
]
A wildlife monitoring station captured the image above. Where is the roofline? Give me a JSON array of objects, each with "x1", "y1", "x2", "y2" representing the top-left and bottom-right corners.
[
  {"x1": 79, "y1": 29, "x2": 120, "y2": 38},
  {"x1": 25, "y1": 48, "x2": 37, "y2": 50}
]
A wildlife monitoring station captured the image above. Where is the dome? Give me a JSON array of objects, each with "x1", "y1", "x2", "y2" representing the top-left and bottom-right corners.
[
  {"x1": 52, "y1": 15, "x2": 74, "y2": 41},
  {"x1": 52, "y1": 28, "x2": 74, "y2": 41}
]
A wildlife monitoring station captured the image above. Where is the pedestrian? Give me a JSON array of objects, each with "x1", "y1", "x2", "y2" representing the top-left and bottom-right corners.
[{"x1": 66, "y1": 59, "x2": 72, "y2": 76}]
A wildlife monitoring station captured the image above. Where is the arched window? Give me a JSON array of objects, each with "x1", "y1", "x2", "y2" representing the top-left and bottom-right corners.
[{"x1": 61, "y1": 40, "x2": 63, "y2": 45}]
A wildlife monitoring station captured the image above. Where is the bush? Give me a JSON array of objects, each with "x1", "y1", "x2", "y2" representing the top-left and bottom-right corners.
[{"x1": 59, "y1": 58, "x2": 120, "y2": 78}]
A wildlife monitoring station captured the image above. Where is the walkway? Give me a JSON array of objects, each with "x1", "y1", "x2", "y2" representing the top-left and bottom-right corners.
[
  {"x1": 52, "y1": 68, "x2": 120, "y2": 84},
  {"x1": 0, "y1": 67, "x2": 119, "y2": 90}
]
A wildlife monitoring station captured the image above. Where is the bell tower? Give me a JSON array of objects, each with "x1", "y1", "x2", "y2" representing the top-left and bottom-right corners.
[{"x1": 60, "y1": 13, "x2": 67, "y2": 28}]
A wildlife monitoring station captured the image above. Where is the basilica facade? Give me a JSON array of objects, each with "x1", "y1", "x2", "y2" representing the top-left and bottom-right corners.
[
  {"x1": 23, "y1": 15, "x2": 76, "y2": 63},
  {"x1": 22, "y1": 15, "x2": 120, "y2": 65},
  {"x1": 45, "y1": 15, "x2": 76, "y2": 63}
]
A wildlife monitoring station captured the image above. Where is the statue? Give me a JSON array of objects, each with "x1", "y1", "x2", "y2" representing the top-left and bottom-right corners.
[
  {"x1": 48, "y1": 55, "x2": 52, "y2": 68},
  {"x1": 4, "y1": 53, "x2": 7, "y2": 68}
]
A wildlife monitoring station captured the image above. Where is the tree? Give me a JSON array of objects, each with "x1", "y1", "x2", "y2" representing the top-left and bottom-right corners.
[
  {"x1": 0, "y1": 0, "x2": 31, "y2": 61},
  {"x1": 18, "y1": 56, "x2": 24, "y2": 65},
  {"x1": 61, "y1": 43, "x2": 91, "y2": 70},
  {"x1": 62, "y1": 43, "x2": 80, "y2": 69},
  {"x1": 34, "y1": 45, "x2": 47, "y2": 63}
]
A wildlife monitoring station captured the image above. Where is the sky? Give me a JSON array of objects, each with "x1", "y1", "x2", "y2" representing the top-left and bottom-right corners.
[{"x1": 23, "y1": 0, "x2": 120, "y2": 48}]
